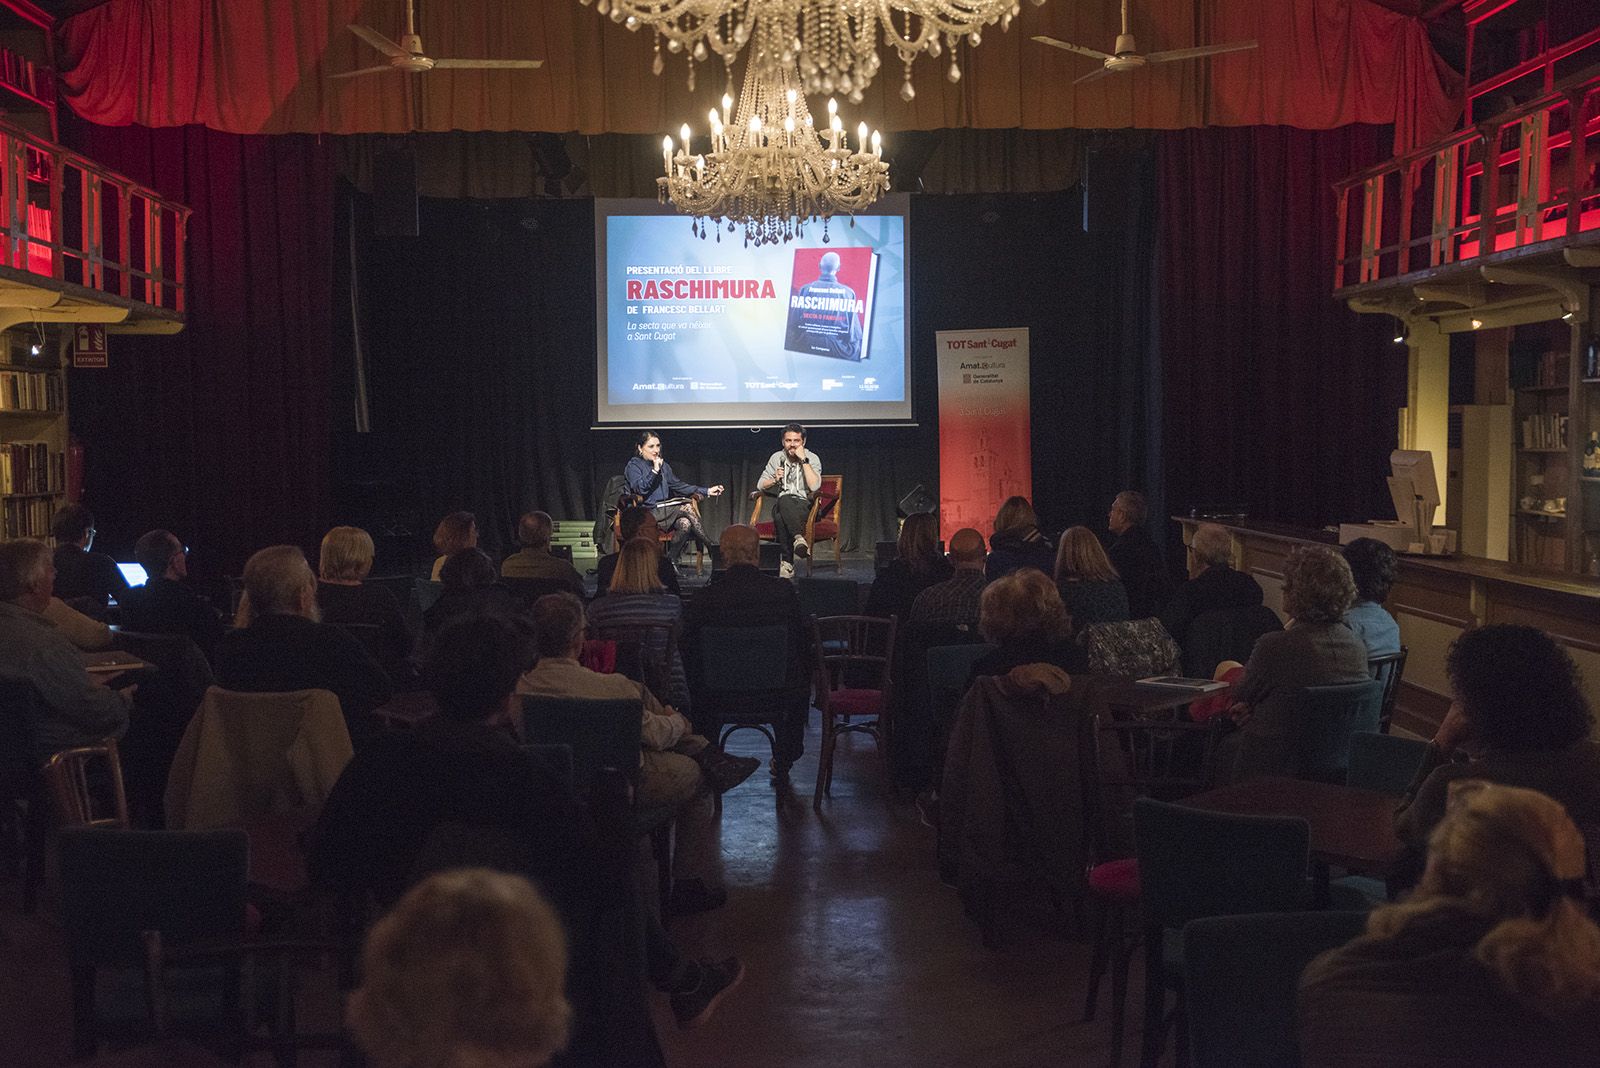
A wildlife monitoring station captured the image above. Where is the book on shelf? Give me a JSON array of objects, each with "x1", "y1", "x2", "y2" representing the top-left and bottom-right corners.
[
  {"x1": 2, "y1": 494, "x2": 55, "y2": 538},
  {"x1": 0, "y1": 368, "x2": 61, "y2": 410},
  {"x1": 0, "y1": 439, "x2": 64, "y2": 495},
  {"x1": 1521, "y1": 413, "x2": 1568, "y2": 450}
]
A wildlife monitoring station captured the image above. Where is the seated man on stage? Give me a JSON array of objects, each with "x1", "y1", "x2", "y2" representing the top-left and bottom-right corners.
[
  {"x1": 755, "y1": 423, "x2": 822, "y2": 579},
  {"x1": 623, "y1": 431, "x2": 724, "y2": 566}
]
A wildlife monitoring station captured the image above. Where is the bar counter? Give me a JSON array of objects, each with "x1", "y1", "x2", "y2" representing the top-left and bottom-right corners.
[{"x1": 1173, "y1": 517, "x2": 1600, "y2": 737}]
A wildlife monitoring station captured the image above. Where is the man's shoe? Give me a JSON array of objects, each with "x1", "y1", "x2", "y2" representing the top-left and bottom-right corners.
[
  {"x1": 699, "y1": 749, "x2": 761, "y2": 794},
  {"x1": 768, "y1": 759, "x2": 792, "y2": 783},
  {"x1": 793, "y1": 534, "x2": 810, "y2": 559},
  {"x1": 667, "y1": 879, "x2": 728, "y2": 917},
  {"x1": 778, "y1": 559, "x2": 795, "y2": 580},
  {"x1": 671, "y1": 957, "x2": 745, "y2": 1029}
]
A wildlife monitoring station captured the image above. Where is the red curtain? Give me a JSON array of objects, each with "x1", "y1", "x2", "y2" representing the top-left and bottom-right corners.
[
  {"x1": 58, "y1": 117, "x2": 336, "y2": 575},
  {"x1": 1158, "y1": 124, "x2": 1408, "y2": 527}
]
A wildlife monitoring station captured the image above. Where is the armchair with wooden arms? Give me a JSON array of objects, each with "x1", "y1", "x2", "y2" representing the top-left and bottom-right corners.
[
  {"x1": 614, "y1": 492, "x2": 706, "y2": 575},
  {"x1": 748, "y1": 474, "x2": 843, "y2": 574}
]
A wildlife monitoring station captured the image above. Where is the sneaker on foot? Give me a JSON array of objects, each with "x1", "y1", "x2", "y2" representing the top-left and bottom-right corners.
[
  {"x1": 667, "y1": 878, "x2": 728, "y2": 917},
  {"x1": 792, "y1": 534, "x2": 810, "y2": 559},
  {"x1": 671, "y1": 957, "x2": 745, "y2": 1029},
  {"x1": 778, "y1": 559, "x2": 795, "y2": 580},
  {"x1": 699, "y1": 749, "x2": 761, "y2": 794}
]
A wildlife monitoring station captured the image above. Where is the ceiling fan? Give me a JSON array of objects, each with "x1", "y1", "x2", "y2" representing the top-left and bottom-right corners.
[
  {"x1": 333, "y1": 0, "x2": 544, "y2": 79},
  {"x1": 1032, "y1": 0, "x2": 1256, "y2": 85}
]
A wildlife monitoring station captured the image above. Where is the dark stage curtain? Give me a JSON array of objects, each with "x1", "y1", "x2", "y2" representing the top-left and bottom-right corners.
[
  {"x1": 60, "y1": 118, "x2": 337, "y2": 577},
  {"x1": 1156, "y1": 125, "x2": 1406, "y2": 529},
  {"x1": 336, "y1": 179, "x2": 1159, "y2": 571}
]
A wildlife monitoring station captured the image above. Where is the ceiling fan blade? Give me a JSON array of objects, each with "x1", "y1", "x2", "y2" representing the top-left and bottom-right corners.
[
  {"x1": 1074, "y1": 65, "x2": 1119, "y2": 86},
  {"x1": 431, "y1": 58, "x2": 546, "y2": 69},
  {"x1": 1145, "y1": 40, "x2": 1258, "y2": 64},
  {"x1": 329, "y1": 65, "x2": 395, "y2": 80},
  {"x1": 347, "y1": 24, "x2": 409, "y2": 59},
  {"x1": 1031, "y1": 36, "x2": 1113, "y2": 62}
]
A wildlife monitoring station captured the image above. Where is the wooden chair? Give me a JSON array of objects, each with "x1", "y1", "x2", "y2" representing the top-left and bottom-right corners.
[
  {"x1": 614, "y1": 493, "x2": 706, "y2": 575},
  {"x1": 43, "y1": 737, "x2": 131, "y2": 830},
  {"x1": 810, "y1": 614, "x2": 897, "y2": 810},
  {"x1": 1368, "y1": 646, "x2": 1408, "y2": 733},
  {"x1": 749, "y1": 474, "x2": 843, "y2": 574}
]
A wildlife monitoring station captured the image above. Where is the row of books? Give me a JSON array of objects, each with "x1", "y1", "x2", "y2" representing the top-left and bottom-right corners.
[
  {"x1": 1530, "y1": 351, "x2": 1569, "y2": 388},
  {"x1": 0, "y1": 369, "x2": 61, "y2": 411},
  {"x1": 0, "y1": 47, "x2": 48, "y2": 101},
  {"x1": 0, "y1": 440, "x2": 63, "y2": 495},
  {"x1": 2, "y1": 494, "x2": 53, "y2": 539},
  {"x1": 1522, "y1": 413, "x2": 1569, "y2": 451}
]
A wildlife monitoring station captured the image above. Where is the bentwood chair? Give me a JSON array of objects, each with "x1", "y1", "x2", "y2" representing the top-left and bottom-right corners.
[
  {"x1": 42, "y1": 738, "x2": 131, "y2": 830},
  {"x1": 811, "y1": 614, "x2": 897, "y2": 809},
  {"x1": 1367, "y1": 647, "x2": 1408, "y2": 734},
  {"x1": 749, "y1": 474, "x2": 844, "y2": 574}
]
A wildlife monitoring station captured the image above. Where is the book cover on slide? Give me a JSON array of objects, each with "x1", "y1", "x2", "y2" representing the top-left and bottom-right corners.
[{"x1": 783, "y1": 246, "x2": 878, "y2": 362}]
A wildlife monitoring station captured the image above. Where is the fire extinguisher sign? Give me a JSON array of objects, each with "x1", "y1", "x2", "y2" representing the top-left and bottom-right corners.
[{"x1": 72, "y1": 325, "x2": 108, "y2": 368}]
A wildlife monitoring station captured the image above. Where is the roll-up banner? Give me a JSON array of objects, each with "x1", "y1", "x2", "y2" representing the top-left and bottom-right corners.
[{"x1": 935, "y1": 327, "x2": 1032, "y2": 546}]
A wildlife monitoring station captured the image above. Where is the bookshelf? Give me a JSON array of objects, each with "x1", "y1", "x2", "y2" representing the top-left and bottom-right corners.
[
  {"x1": 1509, "y1": 320, "x2": 1574, "y2": 572},
  {"x1": 0, "y1": 0, "x2": 54, "y2": 142},
  {"x1": 0, "y1": 323, "x2": 65, "y2": 539}
]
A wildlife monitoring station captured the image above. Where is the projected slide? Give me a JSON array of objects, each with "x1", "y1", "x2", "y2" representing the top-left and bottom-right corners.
[{"x1": 594, "y1": 198, "x2": 911, "y2": 427}]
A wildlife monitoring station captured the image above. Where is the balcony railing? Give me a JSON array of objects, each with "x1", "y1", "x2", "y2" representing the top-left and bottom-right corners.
[
  {"x1": 0, "y1": 114, "x2": 189, "y2": 314},
  {"x1": 1334, "y1": 71, "x2": 1600, "y2": 293}
]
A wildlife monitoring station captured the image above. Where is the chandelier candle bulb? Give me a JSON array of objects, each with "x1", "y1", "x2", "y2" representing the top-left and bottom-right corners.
[
  {"x1": 662, "y1": 135, "x2": 672, "y2": 171},
  {"x1": 857, "y1": 122, "x2": 867, "y2": 151}
]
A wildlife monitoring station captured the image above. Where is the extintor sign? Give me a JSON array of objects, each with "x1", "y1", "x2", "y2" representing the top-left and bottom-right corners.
[{"x1": 72, "y1": 325, "x2": 108, "y2": 368}]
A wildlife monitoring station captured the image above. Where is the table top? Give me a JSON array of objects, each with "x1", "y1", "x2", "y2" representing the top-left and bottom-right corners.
[
  {"x1": 1183, "y1": 776, "x2": 1404, "y2": 874},
  {"x1": 1085, "y1": 675, "x2": 1229, "y2": 716}
]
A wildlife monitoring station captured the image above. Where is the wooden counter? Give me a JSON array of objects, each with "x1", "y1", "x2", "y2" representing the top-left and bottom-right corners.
[{"x1": 1174, "y1": 517, "x2": 1600, "y2": 737}]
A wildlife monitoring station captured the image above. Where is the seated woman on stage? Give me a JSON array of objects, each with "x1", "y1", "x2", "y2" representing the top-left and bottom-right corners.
[
  {"x1": 1053, "y1": 525, "x2": 1130, "y2": 633},
  {"x1": 622, "y1": 431, "x2": 724, "y2": 566},
  {"x1": 587, "y1": 538, "x2": 690, "y2": 710}
]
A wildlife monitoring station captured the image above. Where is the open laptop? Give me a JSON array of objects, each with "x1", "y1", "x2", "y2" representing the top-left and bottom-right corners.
[{"x1": 116, "y1": 562, "x2": 148, "y2": 587}]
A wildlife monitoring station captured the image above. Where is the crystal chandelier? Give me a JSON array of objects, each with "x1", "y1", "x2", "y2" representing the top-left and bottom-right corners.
[
  {"x1": 659, "y1": 43, "x2": 890, "y2": 246},
  {"x1": 580, "y1": 0, "x2": 1043, "y2": 102}
]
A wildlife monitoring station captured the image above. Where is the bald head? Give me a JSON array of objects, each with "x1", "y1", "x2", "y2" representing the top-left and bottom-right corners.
[
  {"x1": 818, "y1": 252, "x2": 841, "y2": 278},
  {"x1": 720, "y1": 524, "x2": 760, "y2": 567},
  {"x1": 949, "y1": 528, "x2": 986, "y2": 569}
]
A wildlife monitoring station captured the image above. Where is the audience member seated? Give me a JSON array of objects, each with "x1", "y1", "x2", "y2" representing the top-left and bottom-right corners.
[
  {"x1": 985, "y1": 496, "x2": 1055, "y2": 581},
  {"x1": 42, "y1": 595, "x2": 113, "y2": 650},
  {"x1": 969, "y1": 568, "x2": 1087, "y2": 681},
  {"x1": 519, "y1": 592, "x2": 754, "y2": 913},
  {"x1": 214, "y1": 545, "x2": 393, "y2": 748},
  {"x1": 1158, "y1": 521, "x2": 1263, "y2": 646},
  {"x1": 682, "y1": 524, "x2": 810, "y2": 780},
  {"x1": 595, "y1": 505, "x2": 681, "y2": 599},
  {"x1": 1341, "y1": 536, "x2": 1402, "y2": 658},
  {"x1": 908, "y1": 528, "x2": 989, "y2": 630},
  {"x1": 0, "y1": 538, "x2": 132, "y2": 761},
  {"x1": 1394, "y1": 624, "x2": 1600, "y2": 880},
  {"x1": 587, "y1": 538, "x2": 689, "y2": 710},
  {"x1": 429, "y1": 510, "x2": 478, "y2": 581},
  {"x1": 1052, "y1": 525, "x2": 1129, "y2": 632},
  {"x1": 315, "y1": 525, "x2": 415, "y2": 681},
  {"x1": 865, "y1": 511, "x2": 952, "y2": 621},
  {"x1": 423, "y1": 548, "x2": 522, "y2": 635},
  {"x1": 348, "y1": 869, "x2": 574, "y2": 1068},
  {"x1": 118, "y1": 529, "x2": 226, "y2": 659},
  {"x1": 1300, "y1": 783, "x2": 1600, "y2": 1066},
  {"x1": 48, "y1": 503, "x2": 127, "y2": 612},
  {"x1": 1222, "y1": 546, "x2": 1370, "y2": 782},
  {"x1": 1104, "y1": 489, "x2": 1172, "y2": 618},
  {"x1": 502, "y1": 510, "x2": 585, "y2": 597}
]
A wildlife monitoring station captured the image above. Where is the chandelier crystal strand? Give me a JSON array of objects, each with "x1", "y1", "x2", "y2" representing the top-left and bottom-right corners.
[{"x1": 657, "y1": 41, "x2": 890, "y2": 247}]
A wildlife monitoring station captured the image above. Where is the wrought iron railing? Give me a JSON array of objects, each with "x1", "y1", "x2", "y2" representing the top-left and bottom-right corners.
[{"x1": 1334, "y1": 71, "x2": 1600, "y2": 293}]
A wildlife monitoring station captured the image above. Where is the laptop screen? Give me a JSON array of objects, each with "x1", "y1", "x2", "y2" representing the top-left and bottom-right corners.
[{"x1": 116, "y1": 562, "x2": 149, "y2": 587}]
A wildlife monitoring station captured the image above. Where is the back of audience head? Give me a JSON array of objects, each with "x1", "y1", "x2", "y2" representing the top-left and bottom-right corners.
[
  {"x1": 980, "y1": 569, "x2": 1069, "y2": 645},
  {"x1": 134, "y1": 529, "x2": 185, "y2": 581},
  {"x1": 1368, "y1": 781, "x2": 1600, "y2": 1016},
  {"x1": 719, "y1": 523, "x2": 759, "y2": 567},
  {"x1": 517, "y1": 511, "x2": 554, "y2": 551},
  {"x1": 0, "y1": 538, "x2": 51, "y2": 605},
  {"x1": 440, "y1": 548, "x2": 499, "y2": 590},
  {"x1": 1343, "y1": 536, "x2": 1397, "y2": 605},
  {"x1": 425, "y1": 614, "x2": 533, "y2": 725},
  {"x1": 618, "y1": 506, "x2": 656, "y2": 544},
  {"x1": 1446, "y1": 624, "x2": 1591, "y2": 753},
  {"x1": 1188, "y1": 523, "x2": 1233, "y2": 574},
  {"x1": 237, "y1": 545, "x2": 317, "y2": 628},
  {"x1": 1280, "y1": 545, "x2": 1357, "y2": 624},
  {"x1": 948, "y1": 528, "x2": 986, "y2": 569},
  {"x1": 49, "y1": 502, "x2": 95, "y2": 548},
  {"x1": 896, "y1": 512, "x2": 942, "y2": 574},
  {"x1": 1055, "y1": 525, "x2": 1119, "y2": 583},
  {"x1": 610, "y1": 537, "x2": 665, "y2": 595},
  {"x1": 993, "y1": 496, "x2": 1038, "y2": 536},
  {"x1": 433, "y1": 511, "x2": 478, "y2": 558},
  {"x1": 318, "y1": 526, "x2": 374, "y2": 584},
  {"x1": 532, "y1": 592, "x2": 586, "y2": 659},
  {"x1": 348, "y1": 868, "x2": 572, "y2": 1068},
  {"x1": 1111, "y1": 490, "x2": 1147, "y2": 529}
]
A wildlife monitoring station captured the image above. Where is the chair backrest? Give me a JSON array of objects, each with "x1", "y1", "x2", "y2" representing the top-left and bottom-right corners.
[
  {"x1": 693, "y1": 624, "x2": 791, "y2": 693},
  {"x1": 926, "y1": 642, "x2": 999, "y2": 701},
  {"x1": 525, "y1": 743, "x2": 576, "y2": 790},
  {"x1": 813, "y1": 615, "x2": 897, "y2": 705},
  {"x1": 42, "y1": 738, "x2": 130, "y2": 829},
  {"x1": 1290, "y1": 678, "x2": 1386, "y2": 783},
  {"x1": 1181, "y1": 604, "x2": 1283, "y2": 677},
  {"x1": 1183, "y1": 911, "x2": 1370, "y2": 1068},
  {"x1": 520, "y1": 695, "x2": 642, "y2": 791},
  {"x1": 1345, "y1": 731, "x2": 1429, "y2": 796},
  {"x1": 1367, "y1": 646, "x2": 1408, "y2": 733},
  {"x1": 814, "y1": 474, "x2": 843, "y2": 527},
  {"x1": 111, "y1": 628, "x2": 215, "y2": 691},
  {"x1": 59, "y1": 827, "x2": 249, "y2": 966},
  {"x1": 1081, "y1": 618, "x2": 1182, "y2": 678},
  {"x1": 1133, "y1": 797, "x2": 1311, "y2": 930},
  {"x1": 588, "y1": 617, "x2": 679, "y2": 701},
  {"x1": 328, "y1": 621, "x2": 398, "y2": 672},
  {"x1": 797, "y1": 576, "x2": 860, "y2": 619},
  {"x1": 415, "y1": 579, "x2": 445, "y2": 614}
]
